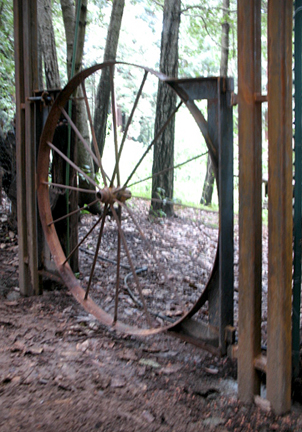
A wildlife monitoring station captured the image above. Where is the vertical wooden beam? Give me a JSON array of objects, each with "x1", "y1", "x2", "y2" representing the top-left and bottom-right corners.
[
  {"x1": 207, "y1": 80, "x2": 234, "y2": 355},
  {"x1": 293, "y1": 0, "x2": 302, "y2": 380},
  {"x1": 207, "y1": 97, "x2": 220, "y2": 330},
  {"x1": 267, "y1": 0, "x2": 293, "y2": 415},
  {"x1": 218, "y1": 78, "x2": 234, "y2": 354},
  {"x1": 14, "y1": 1, "x2": 28, "y2": 294},
  {"x1": 237, "y1": 0, "x2": 262, "y2": 403},
  {"x1": 14, "y1": 0, "x2": 41, "y2": 295}
]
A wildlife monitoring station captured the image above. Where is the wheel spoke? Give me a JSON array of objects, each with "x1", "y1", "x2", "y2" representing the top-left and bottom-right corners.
[
  {"x1": 117, "y1": 199, "x2": 186, "y2": 308},
  {"x1": 127, "y1": 150, "x2": 209, "y2": 189},
  {"x1": 123, "y1": 100, "x2": 183, "y2": 188},
  {"x1": 81, "y1": 81, "x2": 108, "y2": 186},
  {"x1": 110, "y1": 205, "x2": 153, "y2": 327},
  {"x1": 80, "y1": 247, "x2": 130, "y2": 269},
  {"x1": 117, "y1": 199, "x2": 170, "y2": 286},
  {"x1": 42, "y1": 181, "x2": 97, "y2": 195},
  {"x1": 84, "y1": 204, "x2": 109, "y2": 299},
  {"x1": 59, "y1": 106, "x2": 101, "y2": 172},
  {"x1": 62, "y1": 212, "x2": 104, "y2": 265},
  {"x1": 110, "y1": 70, "x2": 149, "y2": 188},
  {"x1": 113, "y1": 205, "x2": 122, "y2": 323},
  {"x1": 47, "y1": 141, "x2": 101, "y2": 191},
  {"x1": 48, "y1": 198, "x2": 100, "y2": 226},
  {"x1": 109, "y1": 65, "x2": 121, "y2": 186},
  {"x1": 131, "y1": 195, "x2": 206, "y2": 211}
]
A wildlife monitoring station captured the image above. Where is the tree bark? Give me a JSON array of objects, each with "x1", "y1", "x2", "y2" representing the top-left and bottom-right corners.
[
  {"x1": 201, "y1": 0, "x2": 230, "y2": 206},
  {"x1": 93, "y1": 0, "x2": 125, "y2": 160},
  {"x1": 60, "y1": 0, "x2": 101, "y2": 213},
  {"x1": 0, "y1": 129, "x2": 17, "y2": 229},
  {"x1": 37, "y1": 0, "x2": 79, "y2": 270},
  {"x1": 151, "y1": 0, "x2": 180, "y2": 217},
  {"x1": 220, "y1": 0, "x2": 230, "y2": 76},
  {"x1": 60, "y1": 0, "x2": 87, "y2": 79},
  {"x1": 37, "y1": 0, "x2": 61, "y2": 89},
  {"x1": 60, "y1": 0, "x2": 75, "y2": 79}
]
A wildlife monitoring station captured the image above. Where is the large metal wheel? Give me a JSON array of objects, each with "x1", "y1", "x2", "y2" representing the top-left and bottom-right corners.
[{"x1": 37, "y1": 61, "x2": 219, "y2": 336}]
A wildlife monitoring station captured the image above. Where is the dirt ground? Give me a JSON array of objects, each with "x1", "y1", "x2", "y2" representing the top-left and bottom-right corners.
[{"x1": 1, "y1": 205, "x2": 302, "y2": 431}]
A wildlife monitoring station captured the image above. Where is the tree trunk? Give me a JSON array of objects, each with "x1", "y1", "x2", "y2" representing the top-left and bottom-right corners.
[
  {"x1": 151, "y1": 0, "x2": 180, "y2": 217},
  {"x1": 61, "y1": 0, "x2": 87, "y2": 78},
  {"x1": 37, "y1": 0, "x2": 80, "y2": 271},
  {"x1": 201, "y1": 156, "x2": 215, "y2": 205},
  {"x1": 37, "y1": 0, "x2": 61, "y2": 89},
  {"x1": 60, "y1": 0, "x2": 101, "y2": 213},
  {"x1": 93, "y1": 0, "x2": 125, "y2": 160},
  {"x1": 220, "y1": 0, "x2": 230, "y2": 77},
  {"x1": 0, "y1": 129, "x2": 17, "y2": 229},
  {"x1": 60, "y1": 0, "x2": 75, "y2": 79},
  {"x1": 201, "y1": 0, "x2": 230, "y2": 206},
  {"x1": 37, "y1": 30, "x2": 44, "y2": 90}
]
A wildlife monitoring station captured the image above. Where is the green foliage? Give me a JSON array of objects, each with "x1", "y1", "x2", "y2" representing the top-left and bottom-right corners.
[
  {"x1": 0, "y1": 0, "x2": 269, "y2": 211},
  {"x1": 150, "y1": 204, "x2": 166, "y2": 219},
  {"x1": 80, "y1": 203, "x2": 91, "y2": 215},
  {"x1": 0, "y1": 0, "x2": 15, "y2": 130},
  {"x1": 179, "y1": 0, "x2": 238, "y2": 77}
]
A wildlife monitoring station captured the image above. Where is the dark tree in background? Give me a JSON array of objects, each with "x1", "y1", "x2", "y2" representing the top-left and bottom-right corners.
[
  {"x1": 201, "y1": 0, "x2": 230, "y2": 206},
  {"x1": 151, "y1": 0, "x2": 181, "y2": 217},
  {"x1": 60, "y1": 0, "x2": 102, "y2": 213},
  {"x1": 37, "y1": 0, "x2": 61, "y2": 89},
  {"x1": 0, "y1": 129, "x2": 16, "y2": 227},
  {"x1": 93, "y1": 0, "x2": 125, "y2": 161}
]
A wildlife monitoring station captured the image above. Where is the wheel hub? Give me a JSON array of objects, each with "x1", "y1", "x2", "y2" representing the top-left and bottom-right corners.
[{"x1": 97, "y1": 187, "x2": 132, "y2": 205}]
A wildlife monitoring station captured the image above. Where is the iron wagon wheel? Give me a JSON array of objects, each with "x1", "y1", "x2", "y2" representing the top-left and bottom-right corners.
[{"x1": 37, "y1": 61, "x2": 219, "y2": 336}]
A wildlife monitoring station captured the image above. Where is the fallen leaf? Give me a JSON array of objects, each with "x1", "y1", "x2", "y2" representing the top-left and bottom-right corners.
[
  {"x1": 3, "y1": 301, "x2": 18, "y2": 307},
  {"x1": 111, "y1": 377, "x2": 126, "y2": 388},
  {"x1": 142, "y1": 410, "x2": 155, "y2": 423},
  {"x1": 139, "y1": 358, "x2": 161, "y2": 368},
  {"x1": 11, "y1": 341, "x2": 25, "y2": 352},
  {"x1": 254, "y1": 395, "x2": 271, "y2": 413},
  {"x1": 165, "y1": 310, "x2": 183, "y2": 317},
  {"x1": 76, "y1": 340, "x2": 90, "y2": 352},
  {"x1": 118, "y1": 349, "x2": 138, "y2": 361},
  {"x1": 24, "y1": 346, "x2": 44, "y2": 355},
  {"x1": 160, "y1": 364, "x2": 182, "y2": 375},
  {"x1": 204, "y1": 366, "x2": 219, "y2": 375}
]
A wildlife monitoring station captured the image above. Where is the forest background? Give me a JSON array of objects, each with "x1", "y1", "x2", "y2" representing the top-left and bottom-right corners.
[{"x1": 0, "y1": 0, "x2": 268, "y2": 216}]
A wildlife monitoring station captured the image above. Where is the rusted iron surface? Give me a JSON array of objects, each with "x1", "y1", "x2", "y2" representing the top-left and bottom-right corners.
[
  {"x1": 267, "y1": 0, "x2": 293, "y2": 415},
  {"x1": 238, "y1": 0, "x2": 293, "y2": 415},
  {"x1": 37, "y1": 62, "x2": 233, "y2": 349},
  {"x1": 238, "y1": 0, "x2": 262, "y2": 404}
]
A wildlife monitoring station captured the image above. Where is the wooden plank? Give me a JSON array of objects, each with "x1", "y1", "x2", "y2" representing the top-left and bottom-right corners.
[
  {"x1": 14, "y1": 0, "x2": 30, "y2": 295},
  {"x1": 237, "y1": 0, "x2": 262, "y2": 403},
  {"x1": 266, "y1": 0, "x2": 293, "y2": 415},
  {"x1": 218, "y1": 77, "x2": 234, "y2": 354},
  {"x1": 13, "y1": 0, "x2": 41, "y2": 295},
  {"x1": 23, "y1": 0, "x2": 41, "y2": 295}
]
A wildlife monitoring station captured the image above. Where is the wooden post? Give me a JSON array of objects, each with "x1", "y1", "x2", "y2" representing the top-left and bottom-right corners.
[
  {"x1": 218, "y1": 77, "x2": 234, "y2": 354},
  {"x1": 267, "y1": 0, "x2": 293, "y2": 415},
  {"x1": 14, "y1": 0, "x2": 41, "y2": 295},
  {"x1": 237, "y1": 0, "x2": 262, "y2": 403}
]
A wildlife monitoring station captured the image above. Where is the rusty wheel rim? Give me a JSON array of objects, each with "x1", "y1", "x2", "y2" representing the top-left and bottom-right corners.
[{"x1": 37, "y1": 61, "x2": 219, "y2": 336}]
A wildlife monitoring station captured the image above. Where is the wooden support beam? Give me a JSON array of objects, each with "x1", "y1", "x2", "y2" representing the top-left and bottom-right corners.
[
  {"x1": 267, "y1": 0, "x2": 293, "y2": 415},
  {"x1": 218, "y1": 77, "x2": 234, "y2": 354},
  {"x1": 237, "y1": 0, "x2": 262, "y2": 404},
  {"x1": 14, "y1": 0, "x2": 41, "y2": 295}
]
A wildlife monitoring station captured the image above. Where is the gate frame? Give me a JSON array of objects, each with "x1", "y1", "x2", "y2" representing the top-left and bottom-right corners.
[
  {"x1": 13, "y1": 0, "x2": 295, "y2": 416},
  {"x1": 238, "y1": 0, "x2": 293, "y2": 415}
]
